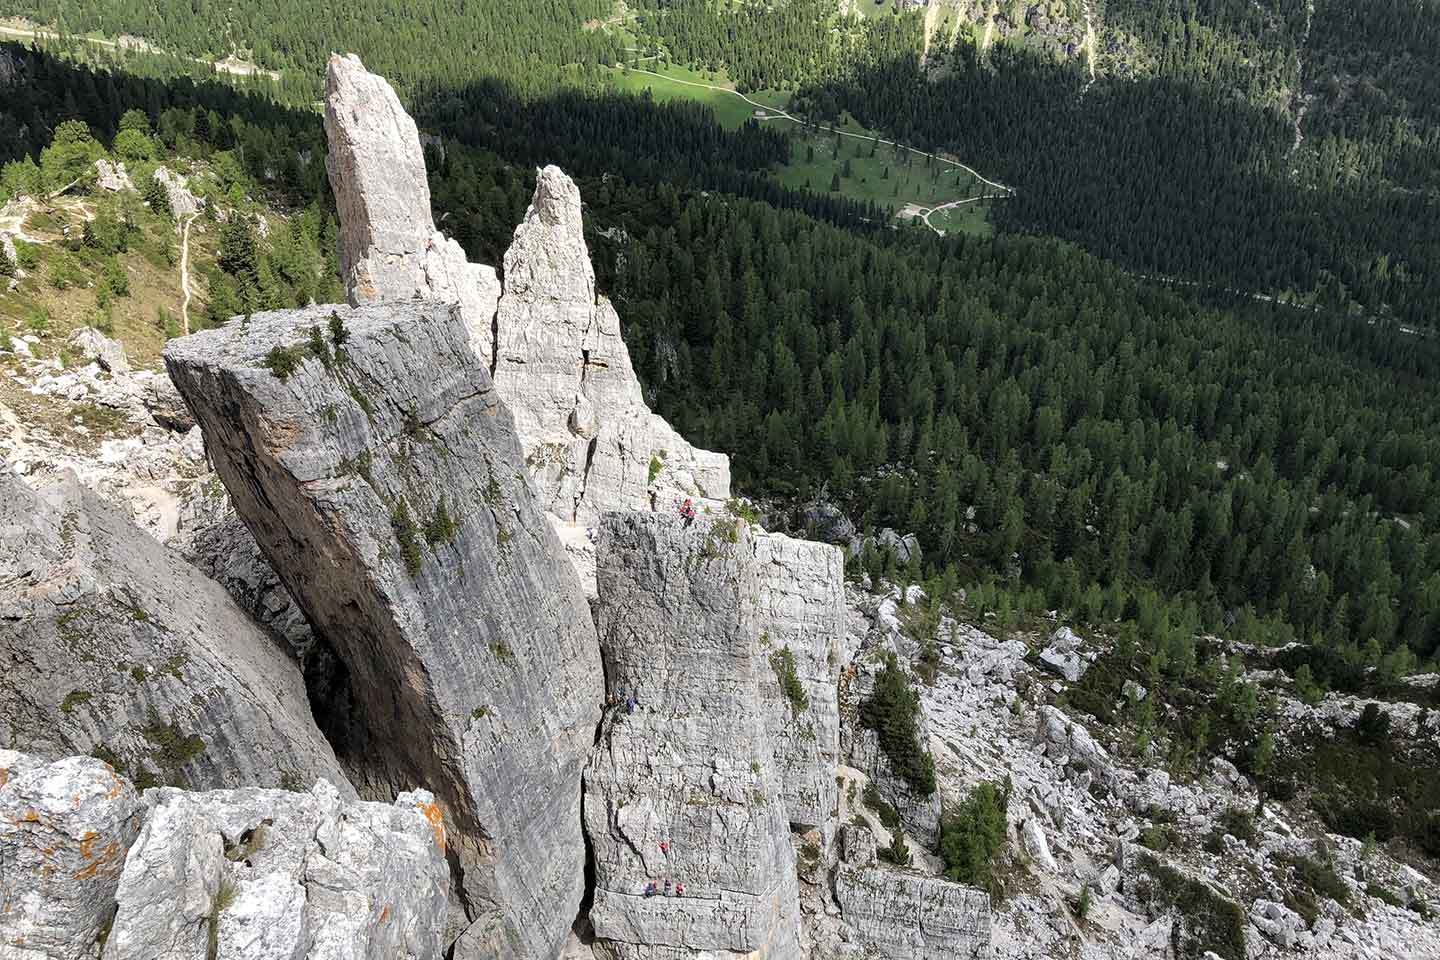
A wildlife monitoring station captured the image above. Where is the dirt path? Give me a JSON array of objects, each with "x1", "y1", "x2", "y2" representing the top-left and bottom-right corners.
[
  {"x1": 625, "y1": 65, "x2": 1015, "y2": 195},
  {"x1": 0, "y1": 20, "x2": 279, "y2": 80},
  {"x1": 178, "y1": 214, "x2": 197, "y2": 335}
]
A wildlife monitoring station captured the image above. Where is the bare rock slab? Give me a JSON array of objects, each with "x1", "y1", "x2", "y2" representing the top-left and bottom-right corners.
[
  {"x1": 584, "y1": 512, "x2": 803, "y2": 960},
  {"x1": 833, "y1": 865, "x2": 991, "y2": 959},
  {"x1": 0, "y1": 471, "x2": 350, "y2": 795},
  {"x1": 164, "y1": 302, "x2": 602, "y2": 960}
]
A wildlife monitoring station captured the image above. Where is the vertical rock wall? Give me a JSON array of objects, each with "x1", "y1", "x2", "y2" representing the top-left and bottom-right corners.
[
  {"x1": 584, "y1": 512, "x2": 803, "y2": 960},
  {"x1": 752, "y1": 531, "x2": 845, "y2": 833},
  {"x1": 164, "y1": 302, "x2": 602, "y2": 960}
]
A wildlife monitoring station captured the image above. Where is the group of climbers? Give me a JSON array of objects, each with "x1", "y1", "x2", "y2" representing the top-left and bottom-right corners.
[
  {"x1": 606, "y1": 687, "x2": 641, "y2": 715},
  {"x1": 642, "y1": 839, "x2": 684, "y2": 898}
]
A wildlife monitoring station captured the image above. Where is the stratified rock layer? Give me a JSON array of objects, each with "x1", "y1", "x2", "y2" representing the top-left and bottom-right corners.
[
  {"x1": 492, "y1": 167, "x2": 730, "y2": 525},
  {"x1": 752, "y1": 531, "x2": 845, "y2": 832},
  {"x1": 105, "y1": 779, "x2": 448, "y2": 960},
  {"x1": 832, "y1": 866, "x2": 991, "y2": 959},
  {"x1": 323, "y1": 54, "x2": 499, "y2": 351},
  {"x1": 0, "y1": 471, "x2": 350, "y2": 794},
  {"x1": 0, "y1": 752, "x2": 143, "y2": 959},
  {"x1": 584, "y1": 512, "x2": 802, "y2": 960},
  {"x1": 164, "y1": 302, "x2": 602, "y2": 960}
]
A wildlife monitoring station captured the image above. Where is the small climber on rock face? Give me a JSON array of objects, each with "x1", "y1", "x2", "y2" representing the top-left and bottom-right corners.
[
  {"x1": 679, "y1": 498, "x2": 696, "y2": 527},
  {"x1": 675, "y1": 882, "x2": 685, "y2": 896}
]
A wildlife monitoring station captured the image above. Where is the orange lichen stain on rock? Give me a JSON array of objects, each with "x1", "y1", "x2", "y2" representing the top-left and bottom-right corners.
[
  {"x1": 0, "y1": 766, "x2": 9, "y2": 788},
  {"x1": 417, "y1": 801, "x2": 446, "y2": 851},
  {"x1": 73, "y1": 842, "x2": 122, "y2": 881},
  {"x1": 378, "y1": 904, "x2": 391, "y2": 923},
  {"x1": 106, "y1": 773, "x2": 126, "y2": 799},
  {"x1": 79, "y1": 830, "x2": 99, "y2": 859}
]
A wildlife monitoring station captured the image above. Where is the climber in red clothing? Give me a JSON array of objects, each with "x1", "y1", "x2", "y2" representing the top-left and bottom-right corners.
[{"x1": 679, "y1": 498, "x2": 696, "y2": 527}]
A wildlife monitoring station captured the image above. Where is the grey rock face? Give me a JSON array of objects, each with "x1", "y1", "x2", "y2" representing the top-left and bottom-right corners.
[
  {"x1": 67, "y1": 326, "x2": 129, "y2": 373},
  {"x1": 0, "y1": 751, "x2": 143, "y2": 958},
  {"x1": 752, "y1": 530, "x2": 844, "y2": 831},
  {"x1": 164, "y1": 302, "x2": 603, "y2": 960},
  {"x1": 0, "y1": 470, "x2": 350, "y2": 794},
  {"x1": 93, "y1": 159, "x2": 133, "y2": 193},
  {"x1": 584, "y1": 512, "x2": 802, "y2": 960},
  {"x1": 323, "y1": 54, "x2": 500, "y2": 355},
  {"x1": 105, "y1": 779, "x2": 448, "y2": 960},
  {"x1": 832, "y1": 866, "x2": 990, "y2": 959},
  {"x1": 492, "y1": 167, "x2": 730, "y2": 527},
  {"x1": 838, "y1": 823, "x2": 878, "y2": 866},
  {"x1": 151, "y1": 166, "x2": 202, "y2": 218}
]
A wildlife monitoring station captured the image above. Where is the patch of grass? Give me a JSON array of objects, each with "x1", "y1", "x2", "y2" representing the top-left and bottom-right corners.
[
  {"x1": 492, "y1": 641, "x2": 514, "y2": 663},
  {"x1": 424, "y1": 496, "x2": 458, "y2": 547},
  {"x1": 471, "y1": 705, "x2": 490, "y2": 721},
  {"x1": 770, "y1": 646, "x2": 809, "y2": 714},
  {"x1": 1367, "y1": 883, "x2": 1404, "y2": 907},
  {"x1": 862, "y1": 781, "x2": 901, "y2": 830},
  {"x1": 1139, "y1": 822, "x2": 1182, "y2": 852},
  {"x1": 1282, "y1": 852, "x2": 1351, "y2": 908},
  {"x1": 60, "y1": 689, "x2": 93, "y2": 713},
  {"x1": 71, "y1": 403, "x2": 129, "y2": 434},
  {"x1": 206, "y1": 878, "x2": 237, "y2": 960},
  {"x1": 142, "y1": 713, "x2": 206, "y2": 786},
  {"x1": 648, "y1": 454, "x2": 664, "y2": 484},
  {"x1": 391, "y1": 500, "x2": 423, "y2": 576}
]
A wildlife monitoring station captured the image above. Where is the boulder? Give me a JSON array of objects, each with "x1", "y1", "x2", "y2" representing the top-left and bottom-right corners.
[
  {"x1": 832, "y1": 865, "x2": 990, "y2": 959},
  {"x1": 164, "y1": 301, "x2": 603, "y2": 960},
  {"x1": 1038, "y1": 626, "x2": 1087, "y2": 683},
  {"x1": 753, "y1": 529, "x2": 845, "y2": 831},
  {"x1": 105, "y1": 779, "x2": 448, "y2": 960},
  {"x1": 0, "y1": 470, "x2": 350, "y2": 794},
  {"x1": 1250, "y1": 899, "x2": 1305, "y2": 948},
  {"x1": 1034, "y1": 706, "x2": 1112, "y2": 788},
  {"x1": 1021, "y1": 817, "x2": 1058, "y2": 872},
  {"x1": 0, "y1": 752, "x2": 144, "y2": 957},
  {"x1": 584, "y1": 513, "x2": 803, "y2": 959},
  {"x1": 94, "y1": 159, "x2": 134, "y2": 193},
  {"x1": 839, "y1": 823, "x2": 878, "y2": 866},
  {"x1": 68, "y1": 326, "x2": 130, "y2": 374},
  {"x1": 801, "y1": 498, "x2": 856, "y2": 545},
  {"x1": 323, "y1": 54, "x2": 500, "y2": 359},
  {"x1": 491, "y1": 165, "x2": 730, "y2": 525}
]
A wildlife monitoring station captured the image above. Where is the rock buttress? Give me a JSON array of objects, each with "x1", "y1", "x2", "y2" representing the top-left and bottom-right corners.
[
  {"x1": 584, "y1": 512, "x2": 803, "y2": 960},
  {"x1": 752, "y1": 531, "x2": 845, "y2": 833},
  {"x1": 163, "y1": 302, "x2": 602, "y2": 960},
  {"x1": 0, "y1": 471, "x2": 351, "y2": 795}
]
